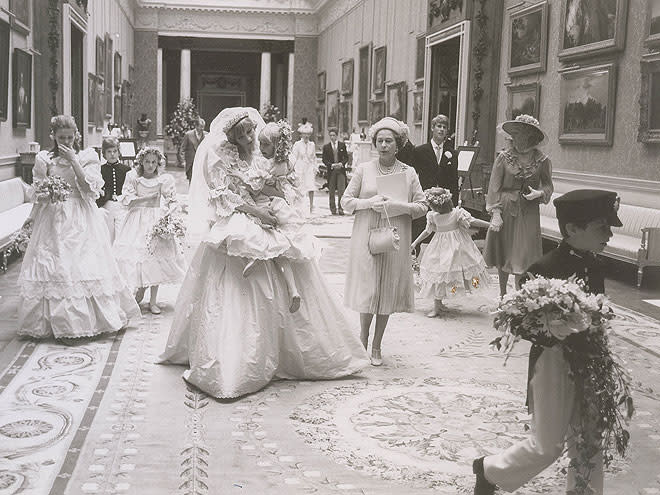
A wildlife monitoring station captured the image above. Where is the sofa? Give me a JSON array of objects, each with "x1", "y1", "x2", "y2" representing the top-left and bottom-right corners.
[
  {"x1": 0, "y1": 177, "x2": 32, "y2": 271},
  {"x1": 540, "y1": 193, "x2": 660, "y2": 287}
]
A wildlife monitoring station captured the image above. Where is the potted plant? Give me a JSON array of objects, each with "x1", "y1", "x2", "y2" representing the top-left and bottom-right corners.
[{"x1": 164, "y1": 98, "x2": 200, "y2": 167}]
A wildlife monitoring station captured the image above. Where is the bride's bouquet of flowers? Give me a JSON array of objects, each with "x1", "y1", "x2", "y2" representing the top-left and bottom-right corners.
[
  {"x1": 8, "y1": 224, "x2": 32, "y2": 255},
  {"x1": 490, "y1": 275, "x2": 633, "y2": 494},
  {"x1": 411, "y1": 253, "x2": 422, "y2": 291},
  {"x1": 146, "y1": 212, "x2": 186, "y2": 255},
  {"x1": 33, "y1": 175, "x2": 72, "y2": 203}
]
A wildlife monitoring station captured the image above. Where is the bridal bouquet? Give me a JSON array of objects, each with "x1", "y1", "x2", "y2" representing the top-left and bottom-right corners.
[
  {"x1": 490, "y1": 275, "x2": 633, "y2": 494},
  {"x1": 146, "y1": 212, "x2": 186, "y2": 255},
  {"x1": 34, "y1": 175, "x2": 72, "y2": 203},
  {"x1": 8, "y1": 224, "x2": 32, "y2": 255}
]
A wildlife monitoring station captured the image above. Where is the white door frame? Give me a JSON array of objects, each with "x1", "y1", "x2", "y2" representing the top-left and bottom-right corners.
[
  {"x1": 423, "y1": 20, "x2": 471, "y2": 146},
  {"x1": 62, "y1": 4, "x2": 88, "y2": 128}
]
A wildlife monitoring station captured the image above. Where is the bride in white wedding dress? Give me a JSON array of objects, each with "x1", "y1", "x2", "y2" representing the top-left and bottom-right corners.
[{"x1": 159, "y1": 107, "x2": 369, "y2": 399}]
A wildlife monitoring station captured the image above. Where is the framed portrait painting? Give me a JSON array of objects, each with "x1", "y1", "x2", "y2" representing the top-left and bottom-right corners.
[
  {"x1": 559, "y1": 0, "x2": 628, "y2": 61},
  {"x1": 507, "y1": 82, "x2": 540, "y2": 120},
  {"x1": 386, "y1": 82, "x2": 406, "y2": 121},
  {"x1": 372, "y1": 46, "x2": 386, "y2": 95},
  {"x1": 88, "y1": 73, "x2": 97, "y2": 125},
  {"x1": 638, "y1": 59, "x2": 660, "y2": 143},
  {"x1": 369, "y1": 99, "x2": 385, "y2": 124},
  {"x1": 316, "y1": 104, "x2": 325, "y2": 140},
  {"x1": 341, "y1": 59, "x2": 354, "y2": 96},
  {"x1": 317, "y1": 71, "x2": 326, "y2": 101},
  {"x1": 96, "y1": 36, "x2": 104, "y2": 79},
  {"x1": 508, "y1": 1, "x2": 548, "y2": 77},
  {"x1": 646, "y1": 0, "x2": 660, "y2": 47},
  {"x1": 326, "y1": 90, "x2": 339, "y2": 129},
  {"x1": 9, "y1": 0, "x2": 29, "y2": 34},
  {"x1": 358, "y1": 44, "x2": 371, "y2": 122},
  {"x1": 104, "y1": 33, "x2": 113, "y2": 116},
  {"x1": 12, "y1": 48, "x2": 31, "y2": 128},
  {"x1": 0, "y1": 20, "x2": 9, "y2": 121},
  {"x1": 339, "y1": 100, "x2": 352, "y2": 135},
  {"x1": 413, "y1": 90, "x2": 423, "y2": 124},
  {"x1": 114, "y1": 52, "x2": 122, "y2": 89},
  {"x1": 559, "y1": 63, "x2": 617, "y2": 146}
]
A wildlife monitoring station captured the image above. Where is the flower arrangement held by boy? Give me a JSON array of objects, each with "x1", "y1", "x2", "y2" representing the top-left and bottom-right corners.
[
  {"x1": 474, "y1": 190, "x2": 633, "y2": 495},
  {"x1": 410, "y1": 187, "x2": 490, "y2": 317},
  {"x1": 113, "y1": 147, "x2": 185, "y2": 314}
]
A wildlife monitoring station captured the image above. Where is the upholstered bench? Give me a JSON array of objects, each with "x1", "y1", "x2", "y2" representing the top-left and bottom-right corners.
[
  {"x1": 540, "y1": 193, "x2": 660, "y2": 287},
  {"x1": 0, "y1": 177, "x2": 32, "y2": 271}
]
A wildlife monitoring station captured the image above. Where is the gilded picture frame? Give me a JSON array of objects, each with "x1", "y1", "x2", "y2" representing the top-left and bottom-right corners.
[
  {"x1": 372, "y1": 46, "x2": 386, "y2": 95},
  {"x1": 341, "y1": 59, "x2": 354, "y2": 96},
  {"x1": 559, "y1": 63, "x2": 617, "y2": 146},
  {"x1": 386, "y1": 81, "x2": 406, "y2": 121},
  {"x1": 317, "y1": 71, "x2": 326, "y2": 101},
  {"x1": 369, "y1": 99, "x2": 385, "y2": 124},
  {"x1": 638, "y1": 59, "x2": 660, "y2": 143},
  {"x1": 12, "y1": 48, "x2": 32, "y2": 128},
  {"x1": 507, "y1": 82, "x2": 540, "y2": 120},
  {"x1": 558, "y1": 0, "x2": 628, "y2": 61},
  {"x1": 358, "y1": 43, "x2": 371, "y2": 123},
  {"x1": 645, "y1": 0, "x2": 660, "y2": 47},
  {"x1": 326, "y1": 90, "x2": 339, "y2": 129},
  {"x1": 508, "y1": 1, "x2": 548, "y2": 77},
  {"x1": 0, "y1": 20, "x2": 9, "y2": 121}
]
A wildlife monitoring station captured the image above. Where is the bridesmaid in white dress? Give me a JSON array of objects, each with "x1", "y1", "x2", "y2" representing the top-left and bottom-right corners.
[
  {"x1": 17, "y1": 115, "x2": 140, "y2": 339},
  {"x1": 290, "y1": 122, "x2": 317, "y2": 214},
  {"x1": 159, "y1": 107, "x2": 369, "y2": 399},
  {"x1": 113, "y1": 147, "x2": 185, "y2": 314}
]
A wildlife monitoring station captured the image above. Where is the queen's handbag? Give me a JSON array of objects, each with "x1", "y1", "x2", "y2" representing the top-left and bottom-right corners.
[{"x1": 368, "y1": 204, "x2": 400, "y2": 255}]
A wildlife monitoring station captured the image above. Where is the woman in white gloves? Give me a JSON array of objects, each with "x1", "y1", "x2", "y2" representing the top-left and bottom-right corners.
[{"x1": 483, "y1": 115, "x2": 553, "y2": 297}]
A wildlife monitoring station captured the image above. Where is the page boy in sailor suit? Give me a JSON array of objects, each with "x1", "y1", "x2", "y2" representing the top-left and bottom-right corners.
[
  {"x1": 97, "y1": 136, "x2": 131, "y2": 242},
  {"x1": 473, "y1": 189, "x2": 622, "y2": 495}
]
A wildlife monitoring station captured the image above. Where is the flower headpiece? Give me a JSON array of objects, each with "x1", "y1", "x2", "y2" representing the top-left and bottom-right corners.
[
  {"x1": 513, "y1": 114, "x2": 540, "y2": 127},
  {"x1": 425, "y1": 187, "x2": 452, "y2": 208},
  {"x1": 274, "y1": 120, "x2": 293, "y2": 163},
  {"x1": 298, "y1": 122, "x2": 313, "y2": 134},
  {"x1": 135, "y1": 146, "x2": 165, "y2": 170},
  {"x1": 222, "y1": 110, "x2": 250, "y2": 134}
]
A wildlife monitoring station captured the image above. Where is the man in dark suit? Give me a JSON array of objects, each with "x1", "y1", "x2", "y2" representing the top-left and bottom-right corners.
[
  {"x1": 322, "y1": 127, "x2": 349, "y2": 215},
  {"x1": 97, "y1": 136, "x2": 131, "y2": 241},
  {"x1": 182, "y1": 118, "x2": 207, "y2": 182},
  {"x1": 411, "y1": 114, "x2": 459, "y2": 253}
]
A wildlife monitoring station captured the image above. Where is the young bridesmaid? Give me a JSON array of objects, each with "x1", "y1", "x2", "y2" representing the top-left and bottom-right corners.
[
  {"x1": 17, "y1": 115, "x2": 140, "y2": 339},
  {"x1": 113, "y1": 147, "x2": 185, "y2": 314},
  {"x1": 411, "y1": 187, "x2": 491, "y2": 316}
]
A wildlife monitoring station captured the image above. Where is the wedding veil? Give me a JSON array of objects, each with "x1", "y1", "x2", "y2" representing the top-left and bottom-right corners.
[{"x1": 186, "y1": 107, "x2": 266, "y2": 249}]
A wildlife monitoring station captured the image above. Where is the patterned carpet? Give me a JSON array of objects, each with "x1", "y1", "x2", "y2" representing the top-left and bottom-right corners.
[{"x1": 1, "y1": 277, "x2": 660, "y2": 494}]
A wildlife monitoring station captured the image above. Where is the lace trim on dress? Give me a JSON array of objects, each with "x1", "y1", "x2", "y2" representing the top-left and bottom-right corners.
[
  {"x1": 75, "y1": 148, "x2": 104, "y2": 201},
  {"x1": 501, "y1": 148, "x2": 547, "y2": 182},
  {"x1": 418, "y1": 261, "x2": 489, "y2": 286},
  {"x1": 19, "y1": 273, "x2": 131, "y2": 300}
]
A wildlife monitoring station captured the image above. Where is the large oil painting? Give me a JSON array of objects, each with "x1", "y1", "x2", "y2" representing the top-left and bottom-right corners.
[
  {"x1": 341, "y1": 59, "x2": 354, "y2": 96},
  {"x1": 559, "y1": 0, "x2": 628, "y2": 60},
  {"x1": 646, "y1": 0, "x2": 660, "y2": 46},
  {"x1": 12, "y1": 48, "x2": 32, "y2": 128},
  {"x1": 372, "y1": 46, "x2": 386, "y2": 94},
  {"x1": 369, "y1": 99, "x2": 384, "y2": 124},
  {"x1": 386, "y1": 82, "x2": 406, "y2": 121},
  {"x1": 0, "y1": 20, "x2": 9, "y2": 121},
  {"x1": 508, "y1": 2, "x2": 548, "y2": 76},
  {"x1": 559, "y1": 63, "x2": 616, "y2": 146},
  {"x1": 317, "y1": 71, "x2": 326, "y2": 101},
  {"x1": 358, "y1": 44, "x2": 371, "y2": 122},
  {"x1": 326, "y1": 90, "x2": 339, "y2": 129},
  {"x1": 339, "y1": 100, "x2": 352, "y2": 135}
]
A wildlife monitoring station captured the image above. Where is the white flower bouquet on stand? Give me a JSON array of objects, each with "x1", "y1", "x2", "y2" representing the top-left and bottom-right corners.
[{"x1": 490, "y1": 275, "x2": 634, "y2": 495}]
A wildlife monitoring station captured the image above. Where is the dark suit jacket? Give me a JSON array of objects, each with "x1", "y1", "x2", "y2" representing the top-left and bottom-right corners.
[
  {"x1": 97, "y1": 162, "x2": 131, "y2": 207},
  {"x1": 411, "y1": 140, "x2": 459, "y2": 203},
  {"x1": 321, "y1": 141, "x2": 349, "y2": 175},
  {"x1": 411, "y1": 140, "x2": 459, "y2": 246},
  {"x1": 182, "y1": 129, "x2": 207, "y2": 178},
  {"x1": 396, "y1": 140, "x2": 415, "y2": 166}
]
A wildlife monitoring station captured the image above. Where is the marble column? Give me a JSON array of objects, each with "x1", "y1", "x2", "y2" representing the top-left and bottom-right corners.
[
  {"x1": 156, "y1": 48, "x2": 163, "y2": 134},
  {"x1": 287, "y1": 52, "x2": 294, "y2": 120},
  {"x1": 180, "y1": 48, "x2": 191, "y2": 100},
  {"x1": 260, "y1": 52, "x2": 271, "y2": 111}
]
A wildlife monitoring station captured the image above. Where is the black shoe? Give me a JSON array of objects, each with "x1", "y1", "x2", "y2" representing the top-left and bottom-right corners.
[
  {"x1": 330, "y1": 210, "x2": 337, "y2": 215},
  {"x1": 473, "y1": 457, "x2": 496, "y2": 495},
  {"x1": 338, "y1": 209, "x2": 344, "y2": 215}
]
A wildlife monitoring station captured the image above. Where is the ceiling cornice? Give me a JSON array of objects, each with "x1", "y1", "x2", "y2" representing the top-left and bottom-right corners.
[{"x1": 135, "y1": 0, "x2": 330, "y2": 15}]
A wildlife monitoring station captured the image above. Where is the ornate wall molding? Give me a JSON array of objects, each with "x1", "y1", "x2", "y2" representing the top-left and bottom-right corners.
[
  {"x1": 136, "y1": 0, "x2": 326, "y2": 15},
  {"x1": 316, "y1": 0, "x2": 362, "y2": 33},
  {"x1": 295, "y1": 15, "x2": 318, "y2": 36}
]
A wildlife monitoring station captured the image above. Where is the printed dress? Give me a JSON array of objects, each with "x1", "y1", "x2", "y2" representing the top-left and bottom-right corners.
[
  {"x1": 113, "y1": 171, "x2": 185, "y2": 289},
  {"x1": 159, "y1": 141, "x2": 369, "y2": 399},
  {"x1": 17, "y1": 148, "x2": 140, "y2": 339},
  {"x1": 418, "y1": 208, "x2": 489, "y2": 298},
  {"x1": 484, "y1": 148, "x2": 553, "y2": 275}
]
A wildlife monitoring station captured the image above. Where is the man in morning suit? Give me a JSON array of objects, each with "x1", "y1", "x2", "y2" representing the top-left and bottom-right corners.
[
  {"x1": 322, "y1": 127, "x2": 349, "y2": 215},
  {"x1": 410, "y1": 114, "x2": 459, "y2": 253},
  {"x1": 97, "y1": 136, "x2": 131, "y2": 242},
  {"x1": 182, "y1": 118, "x2": 207, "y2": 182}
]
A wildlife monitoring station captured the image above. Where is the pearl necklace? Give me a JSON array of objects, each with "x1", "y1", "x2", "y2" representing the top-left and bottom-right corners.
[{"x1": 378, "y1": 161, "x2": 398, "y2": 175}]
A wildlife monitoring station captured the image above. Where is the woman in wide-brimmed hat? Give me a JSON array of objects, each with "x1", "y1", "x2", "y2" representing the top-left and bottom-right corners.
[{"x1": 483, "y1": 114, "x2": 554, "y2": 296}]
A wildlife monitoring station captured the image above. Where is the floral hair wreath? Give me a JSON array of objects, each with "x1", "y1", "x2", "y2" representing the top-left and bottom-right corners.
[
  {"x1": 135, "y1": 147, "x2": 165, "y2": 169},
  {"x1": 274, "y1": 120, "x2": 293, "y2": 163},
  {"x1": 425, "y1": 187, "x2": 452, "y2": 208}
]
